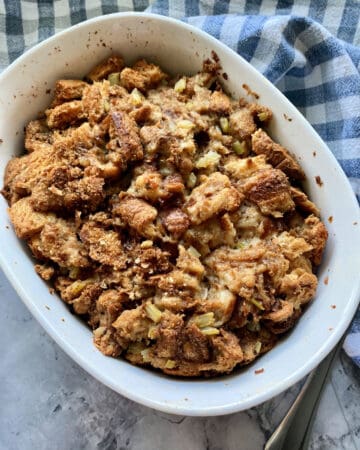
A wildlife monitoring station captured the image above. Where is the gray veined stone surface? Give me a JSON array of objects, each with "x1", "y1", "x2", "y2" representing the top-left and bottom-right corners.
[{"x1": 0, "y1": 269, "x2": 359, "y2": 450}]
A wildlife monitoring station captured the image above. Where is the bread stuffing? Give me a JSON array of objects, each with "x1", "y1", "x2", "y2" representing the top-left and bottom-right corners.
[{"x1": 2, "y1": 54, "x2": 327, "y2": 377}]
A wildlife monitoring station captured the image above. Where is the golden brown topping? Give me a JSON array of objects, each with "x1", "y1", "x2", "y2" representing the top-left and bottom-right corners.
[
  {"x1": 120, "y1": 59, "x2": 166, "y2": 92},
  {"x1": 51, "y1": 79, "x2": 88, "y2": 107},
  {"x1": 162, "y1": 208, "x2": 190, "y2": 237},
  {"x1": 8, "y1": 197, "x2": 56, "y2": 239},
  {"x1": 290, "y1": 186, "x2": 320, "y2": 216},
  {"x1": 29, "y1": 220, "x2": 90, "y2": 268},
  {"x1": 129, "y1": 170, "x2": 185, "y2": 203},
  {"x1": 243, "y1": 168, "x2": 295, "y2": 217},
  {"x1": 185, "y1": 172, "x2": 243, "y2": 225},
  {"x1": 80, "y1": 222, "x2": 127, "y2": 269},
  {"x1": 299, "y1": 214, "x2": 328, "y2": 265},
  {"x1": 224, "y1": 155, "x2": 270, "y2": 180},
  {"x1": 82, "y1": 81, "x2": 110, "y2": 125},
  {"x1": 279, "y1": 268, "x2": 318, "y2": 306},
  {"x1": 107, "y1": 111, "x2": 143, "y2": 169},
  {"x1": 34, "y1": 263, "x2": 55, "y2": 281},
  {"x1": 115, "y1": 196, "x2": 157, "y2": 237},
  {"x1": 229, "y1": 108, "x2": 257, "y2": 141},
  {"x1": 3, "y1": 55, "x2": 327, "y2": 377},
  {"x1": 87, "y1": 55, "x2": 124, "y2": 82},
  {"x1": 273, "y1": 232, "x2": 313, "y2": 260},
  {"x1": 25, "y1": 119, "x2": 52, "y2": 153},
  {"x1": 210, "y1": 91, "x2": 231, "y2": 114},
  {"x1": 252, "y1": 129, "x2": 305, "y2": 180},
  {"x1": 112, "y1": 304, "x2": 151, "y2": 342},
  {"x1": 46, "y1": 100, "x2": 85, "y2": 129},
  {"x1": 184, "y1": 214, "x2": 236, "y2": 255}
]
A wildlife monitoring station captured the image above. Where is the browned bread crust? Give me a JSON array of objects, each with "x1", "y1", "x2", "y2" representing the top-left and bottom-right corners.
[{"x1": 2, "y1": 55, "x2": 327, "y2": 377}]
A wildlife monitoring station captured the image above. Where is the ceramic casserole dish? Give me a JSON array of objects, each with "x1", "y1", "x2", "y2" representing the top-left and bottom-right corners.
[{"x1": 0, "y1": 13, "x2": 359, "y2": 416}]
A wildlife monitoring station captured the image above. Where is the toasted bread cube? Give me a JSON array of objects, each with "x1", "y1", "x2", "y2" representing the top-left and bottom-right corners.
[
  {"x1": 252, "y1": 129, "x2": 305, "y2": 180},
  {"x1": 51, "y1": 79, "x2": 88, "y2": 107},
  {"x1": 87, "y1": 55, "x2": 124, "y2": 82},
  {"x1": 8, "y1": 197, "x2": 55, "y2": 239},
  {"x1": 120, "y1": 59, "x2": 166, "y2": 92},
  {"x1": 46, "y1": 100, "x2": 84, "y2": 129},
  {"x1": 185, "y1": 172, "x2": 242, "y2": 225},
  {"x1": 243, "y1": 168, "x2": 295, "y2": 217}
]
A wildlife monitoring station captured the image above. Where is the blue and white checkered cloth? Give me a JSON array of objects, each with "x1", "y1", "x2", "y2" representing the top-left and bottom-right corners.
[{"x1": 1, "y1": 0, "x2": 359, "y2": 366}]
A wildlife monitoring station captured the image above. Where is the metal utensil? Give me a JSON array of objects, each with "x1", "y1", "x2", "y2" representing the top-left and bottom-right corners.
[{"x1": 264, "y1": 338, "x2": 344, "y2": 450}]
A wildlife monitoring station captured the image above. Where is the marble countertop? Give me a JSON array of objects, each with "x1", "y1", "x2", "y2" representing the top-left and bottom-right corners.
[{"x1": 1, "y1": 269, "x2": 359, "y2": 450}]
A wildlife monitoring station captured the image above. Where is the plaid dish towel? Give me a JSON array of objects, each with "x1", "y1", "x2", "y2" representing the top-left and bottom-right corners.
[{"x1": 1, "y1": 0, "x2": 360, "y2": 366}]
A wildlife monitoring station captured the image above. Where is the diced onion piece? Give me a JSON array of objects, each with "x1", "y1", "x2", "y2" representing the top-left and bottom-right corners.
[
  {"x1": 255, "y1": 341, "x2": 262, "y2": 354},
  {"x1": 174, "y1": 77, "x2": 186, "y2": 93},
  {"x1": 249, "y1": 298, "x2": 265, "y2": 310},
  {"x1": 69, "y1": 279, "x2": 91, "y2": 296},
  {"x1": 103, "y1": 100, "x2": 110, "y2": 112},
  {"x1": 148, "y1": 325, "x2": 157, "y2": 340},
  {"x1": 130, "y1": 88, "x2": 143, "y2": 106},
  {"x1": 258, "y1": 111, "x2": 271, "y2": 122},
  {"x1": 141, "y1": 349, "x2": 151, "y2": 362},
  {"x1": 232, "y1": 140, "x2": 247, "y2": 155},
  {"x1": 200, "y1": 286, "x2": 208, "y2": 300},
  {"x1": 141, "y1": 240, "x2": 153, "y2": 249},
  {"x1": 195, "y1": 150, "x2": 221, "y2": 169},
  {"x1": 187, "y1": 172, "x2": 197, "y2": 188},
  {"x1": 236, "y1": 241, "x2": 247, "y2": 249},
  {"x1": 108, "y1": 72, "x2": 120, "y2": 85},
  {"x1": 145, "y1": 302, "x2": 162, "y2": 323},
  {"x1": 200, "y1": 326, "x2": 220, "y2": 336},
  {"x1": 177, "y1": 119, "x2": 194, "y2": 130},
  {"x1": 219, "y1": 117, "x2": 230, "y2": 133},
  {"x1": 193, "y1": 312, "x2": 215, "y2": 328},
  {"x1": 165, "y1": 359, "x2": 176, "y2": 369},
  {"x1": 188, "y1": 246, "x2": 201, "y2": 258}
]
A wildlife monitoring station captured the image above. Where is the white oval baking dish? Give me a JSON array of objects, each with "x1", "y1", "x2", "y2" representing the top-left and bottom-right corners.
[{"x1": 0, "y1": 13, "x2": 359, "y2": 416}]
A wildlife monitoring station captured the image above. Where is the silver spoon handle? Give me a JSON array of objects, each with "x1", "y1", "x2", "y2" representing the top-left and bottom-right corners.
[{"x1": 264, "y1": 338, "x2": 344, "y2": 450}]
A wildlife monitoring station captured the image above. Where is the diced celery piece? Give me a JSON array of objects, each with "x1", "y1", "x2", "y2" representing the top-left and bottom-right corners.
[
  {"x1": 130, "y1": 88, "x2": 143, "y2": 106},
  {"x1": 195, "y1": 150, "x2": 221, "y2": 169},
  {"x1": 194, "y1": 312, "x2": 215, "y2": 328},
  {"x1": 103, "y1": 100, "x2": 110, "y2": 112},
  {"x1": 254, "y1": 341, "x2": 262, "y2": 353},
  {"x1": 249, "y1": 298, "x2": 265, "y2": 310},
  {"x1": 188, "y1": 246, "x2": 201, "y2": 258},
  {"x1": 145, "y1": 302, "x2": 162, "y2": 323},
  {"x1": 219, "y1": 117, "x2": 229, "y2": 133},
  {"x1": 187, "y1": 172, "x2": 197, "y2": 188},
  {"x1": 141, "y1": 349, "x2": 152, "y2": 362},
  {"x1": 174, "y1": 78, "x2": 186, "y2": 93},
  {"x1": 177, "y1": 119, "x2": 194, "y2": 130},
  {"x1": 258, "y1": 112, "x2": 269, "y2": 122},
  {"x1": 165, "y1": 359, "x2": 176, "y2": 369},
  {"x1": 200, "y1": 326, "x2": 220, "y2": 336},
  {"x1": 232, "y1": 140, "x2": 247, "y2": 155},
  {"x1": 148, "y1": 325, "x2": 157, "y2": 339},
  {"x1": 108, "y1": 72, "x2": 120, "y2": 86}
]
